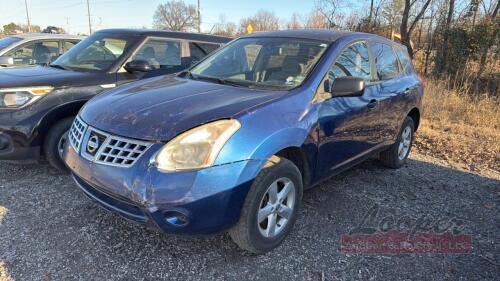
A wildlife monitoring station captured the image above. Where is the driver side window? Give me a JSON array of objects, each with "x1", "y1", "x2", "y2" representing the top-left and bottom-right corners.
[
  {"x1": 328, "y1": 41, "x2": 371, "y2": 81},
  {"x1": 131, "y1": 38, "x2": 181, "y2": 70},
  {"x1": 76, "y1": 38, "x2": 127, "y2": 62},
  {"x1": 314, "y1": 41, "x2": 371, "y2": 103}
]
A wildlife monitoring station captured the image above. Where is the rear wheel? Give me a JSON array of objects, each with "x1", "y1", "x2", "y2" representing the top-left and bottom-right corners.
[
  {"x1": 43, "y1": 117, "x2": 74, "y2": 172},
  {"x1": 229, "y1": 157, "x2": 303, "y2": 254},
  {"x1": 379, "y1": 116, "x2": 415, "y2": 168}
]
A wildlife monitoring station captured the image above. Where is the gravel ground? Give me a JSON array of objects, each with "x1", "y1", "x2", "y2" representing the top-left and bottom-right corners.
[{"x1": 1, "y1": 153, "x2": 499, "y2": 281}]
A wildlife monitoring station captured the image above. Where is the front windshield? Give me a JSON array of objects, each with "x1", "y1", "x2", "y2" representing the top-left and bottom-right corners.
[
  {"x1": 52, "y1": 33, "x2": 135, "y2": 72},
  {"x1": 0, "y1": 36, "x2": 22, "y2": 52},
  {"x1": 189, "y1": 37, "x2": 329, "y2": 90}
]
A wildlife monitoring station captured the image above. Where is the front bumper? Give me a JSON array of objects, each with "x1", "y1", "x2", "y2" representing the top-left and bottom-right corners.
[
  {"x1": 0, "y1": 131, "x2": 40, "y2": 161},
  {"x1": 64, "y1": 142, "x2": 264, "y2": 234},
  {"x1": 0, "y1": 108, "x2": 44, "y2": 161}
]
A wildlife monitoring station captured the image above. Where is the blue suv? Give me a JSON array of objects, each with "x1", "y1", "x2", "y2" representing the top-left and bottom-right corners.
[{"x1": 64, "y1": 30, "x2": 423, "y2": 253}]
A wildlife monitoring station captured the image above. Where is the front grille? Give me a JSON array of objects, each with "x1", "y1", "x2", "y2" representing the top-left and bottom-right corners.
[
  {"x1": 70, "y1": 116, "x2": 152, "y2": 168},
  {"x1": 94, "y1": 135, "x2": 151, "y2": 167},
  {"x1": 69, "y1": 117, "x2": 87, "y2": 152}
]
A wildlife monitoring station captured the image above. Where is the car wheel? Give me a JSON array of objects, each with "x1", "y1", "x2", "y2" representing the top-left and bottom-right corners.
[
  {"x1": 379, "y1": 116, "x2": 415, "y2": 168},
  {"x1": 43, "y1": 117, "x2": 74, "y2": 172},
  {"x1": 229, "y1": 156, "x2": 303, "y2": 254}
]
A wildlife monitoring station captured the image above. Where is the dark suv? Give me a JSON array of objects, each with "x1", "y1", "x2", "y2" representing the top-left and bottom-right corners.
[{"x1": 0, "y1": 29, "x2": 230, "y2": 170}]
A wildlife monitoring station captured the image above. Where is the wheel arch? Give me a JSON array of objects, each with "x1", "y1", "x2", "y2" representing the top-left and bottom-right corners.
[
  {"x1": 240, "y1": 127, "x2": 315, "y2": 189},
  {"x1": 35, "y1": 99, "x2": 88, "y2": 152},
  {"x1": 407, "y1": 107, "x2": 420, "y2": 131}
]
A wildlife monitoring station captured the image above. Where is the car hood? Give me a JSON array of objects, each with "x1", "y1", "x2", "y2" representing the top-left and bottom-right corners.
[
  {"x1": 0, "y1": 65, "x2": 110, "y2": 88},
  {"x1": 80, "y1": 75, "x2": 286, "y2": 141}
]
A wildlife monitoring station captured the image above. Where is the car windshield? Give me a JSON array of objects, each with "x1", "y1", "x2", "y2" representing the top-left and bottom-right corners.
[
  {"x1": 52, "y1": 33, "x2": 135, "y2": 72},
  {"x1": 0, "y1": 36, "x2": 22, "y2": 52},
  {"x1": 189, "y1": 37, "x2": 329, "y2": 90}
]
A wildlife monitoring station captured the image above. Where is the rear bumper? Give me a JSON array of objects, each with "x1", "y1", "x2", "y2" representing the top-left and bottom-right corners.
[{"x1": 64, "y1": 142, "x2": 264, "y2": 235}]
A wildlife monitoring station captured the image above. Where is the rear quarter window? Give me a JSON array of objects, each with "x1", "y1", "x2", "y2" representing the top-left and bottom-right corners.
[{"x1": 395, "y1": 46, "x2": 410, "y2": 70}]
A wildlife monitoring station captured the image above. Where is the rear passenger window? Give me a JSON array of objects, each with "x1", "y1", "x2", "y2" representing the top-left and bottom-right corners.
[
  {"x1": 372, "y1": 42, "x2": 399, "y2": 80},
  {"x1": 188, "y1": 42, "x2": 206, "y2": 62},
  {"x1": 329, "y1": 41, "x2": 371, "y2": 81},
  {"x1": 395, "y1": 46, "x2": 410, "y2": 70},
  {"x1": 63, "y1": 40, "x2": 78, "y2": 52},
  {"x1": 196, "y1": 42, "x2": 220, "y2": 54}
]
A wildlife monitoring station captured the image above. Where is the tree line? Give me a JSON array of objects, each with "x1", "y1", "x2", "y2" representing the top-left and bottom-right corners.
[{"x1": 154, "y1": 0, "x2": 498, "y2": 94}]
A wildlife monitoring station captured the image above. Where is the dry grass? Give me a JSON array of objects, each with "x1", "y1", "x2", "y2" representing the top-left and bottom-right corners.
[{"x1": 414, "y1": 78, "x2": 500, "y2": 172}]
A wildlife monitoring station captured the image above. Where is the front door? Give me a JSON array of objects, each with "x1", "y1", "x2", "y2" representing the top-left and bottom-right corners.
[{"x1": 315, "y1": 41, "x2": 385, "y2": 179}]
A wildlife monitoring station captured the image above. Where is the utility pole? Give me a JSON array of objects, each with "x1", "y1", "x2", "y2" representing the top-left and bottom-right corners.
[
  {"x1": 65, "y1": 17, "x2": 70, "y2": 34},
  {"x1": 86, "y1": 0, "x2": 92, "y2": 34},
  {"x1": 24, "y1": 0, "x2": 31, "y2": 32},
  {"x1": 197, "y1": 0, "x2": 201, "y2": 33}
]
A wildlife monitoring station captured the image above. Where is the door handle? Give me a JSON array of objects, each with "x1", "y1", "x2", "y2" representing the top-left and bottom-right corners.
[{"x1": 367, "y1": 99, "x2": 378, "y2": 109}]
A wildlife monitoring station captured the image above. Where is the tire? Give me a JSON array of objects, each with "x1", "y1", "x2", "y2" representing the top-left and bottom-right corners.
[
  {"x1": 43, "y1": 117, "x2": 74, "y2": 172},
  {"x1": 379, "y1": 116, "x2": 415, "y2": 168},
  {"x1": 229, "y1": 156, "x2": 303, "y2": 254}
]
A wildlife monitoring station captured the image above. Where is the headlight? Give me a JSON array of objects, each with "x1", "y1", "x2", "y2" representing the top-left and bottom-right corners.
[
  {"x1": 0, "y1": 87, "x2": 53, "y2": 108},
  {"x1": 154, "y1": 119, "x2": 241, "y2": 172}
]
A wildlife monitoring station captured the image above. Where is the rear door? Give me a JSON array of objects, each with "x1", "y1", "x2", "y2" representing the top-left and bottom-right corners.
[{"x1": 369, "y1": 41, "x2": 409, "y2": 144}]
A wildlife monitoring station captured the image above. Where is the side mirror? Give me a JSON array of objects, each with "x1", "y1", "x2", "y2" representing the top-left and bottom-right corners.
[
  {"x1": 124, "y1": 60, "x2": 152, "y2": 73},
  {"x1": 0, "y1": 56, "x2": 14, "y2": 66},
  {"x1": 330, "y1": 76, "x2": 365, "y2": 97}
]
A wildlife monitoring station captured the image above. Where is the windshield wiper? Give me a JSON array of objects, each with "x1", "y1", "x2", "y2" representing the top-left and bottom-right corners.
[
  {"x1": 49, "y1": 64, "x2": 70, "y2": 71},
  {"x1": 189, "y1": 74, "x2": 253, "y2": 88}
]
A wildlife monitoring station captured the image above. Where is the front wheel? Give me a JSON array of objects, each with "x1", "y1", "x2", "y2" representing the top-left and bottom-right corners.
[
  {"x1": 379, "y1": 116, "x2": 415, "y2": 168},
  {"x1": 229, "y1": 156, "x2": 303, "y2": 254},
  {"x1": 43, "y1": 117, "x2": 74, "y2": 172}
]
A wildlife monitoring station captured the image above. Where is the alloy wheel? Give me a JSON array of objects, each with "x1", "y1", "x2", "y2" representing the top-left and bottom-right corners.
[
  {"x1": 257, "y1": 177, "x2": 296, "y2": 238},
  {"x1": 398, "y1": 126, "x2": 412, "y2": 160}
]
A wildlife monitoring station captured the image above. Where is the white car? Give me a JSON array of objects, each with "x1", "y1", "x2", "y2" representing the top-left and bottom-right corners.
[{"x1": 0, "y1": 33, "x2": 84, "y2": 67}]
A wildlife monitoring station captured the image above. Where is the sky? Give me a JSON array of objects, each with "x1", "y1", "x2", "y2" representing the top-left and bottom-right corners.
[{"x1": 0, "y1": 0, "x2": 334, "y2": 35}]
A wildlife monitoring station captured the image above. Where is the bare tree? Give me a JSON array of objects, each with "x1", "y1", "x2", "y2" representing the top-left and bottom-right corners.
[
  {"x1": 305, "y1": 9, "x2": 329, "y2": 29},
  {"x1": 287, "y1": 13, "x2": 303, "y2": 29},
  {"x1": 212, "y1": 14, "x2": 237, "y2": 37},
  {"x1": 382, "y1": 0, "x2": 405, "y2": 37},
  {"x1": 400, "y1": 0, "x2": 433, "y2": 57},
  {"x1": 153, "y1": 0, "x2": 198, "y2": 31},
  {"x1": 314, "y1": 0, "x2": 341, "y2": 28},
  {"x1": 239, "y1": 10, "x2": 280, "y2": 33}
]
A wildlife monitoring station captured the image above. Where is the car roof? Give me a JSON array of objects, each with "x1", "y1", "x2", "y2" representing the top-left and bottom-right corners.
[
  {"x1": 95, "y1": 29, "x2": 231, "y2": 43},
  {"x1": 240, "y1": 29, "x2": 397, "y2": 45},
  {"x1": 11, "y1": 33, "x2": 84, "y2": 40}
]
